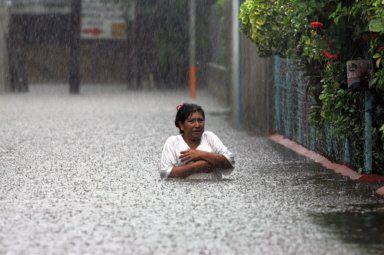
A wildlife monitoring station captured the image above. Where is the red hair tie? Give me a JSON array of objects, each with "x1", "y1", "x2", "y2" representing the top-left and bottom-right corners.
[{"x1": 176, "y1": 104, "x2": 184, "y2": 112}]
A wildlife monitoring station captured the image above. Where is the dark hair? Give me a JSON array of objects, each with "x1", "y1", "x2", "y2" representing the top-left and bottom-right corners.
[{"x1": 175, "y1": 103, "x2": 205, "y2": 134}]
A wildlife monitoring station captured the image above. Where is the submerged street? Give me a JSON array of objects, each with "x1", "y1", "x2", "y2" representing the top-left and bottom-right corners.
[{"x1": 0, "y1": 85, "x2": 383, "y2": 254}]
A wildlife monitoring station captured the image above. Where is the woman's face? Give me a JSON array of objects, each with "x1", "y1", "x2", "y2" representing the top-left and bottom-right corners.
[{"x1": 179, "y1": 111, "x2": 205, "y2": 141}]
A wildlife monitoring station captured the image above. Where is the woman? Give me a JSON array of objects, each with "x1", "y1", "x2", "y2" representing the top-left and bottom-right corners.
[{"x1": 159, "y1": 103, "x2": 235, "y2": 179}]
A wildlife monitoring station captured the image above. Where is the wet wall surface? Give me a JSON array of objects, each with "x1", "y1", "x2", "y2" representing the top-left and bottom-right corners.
[{"x1": 0, "y1": 85, "x2": 383, "y2": 254}]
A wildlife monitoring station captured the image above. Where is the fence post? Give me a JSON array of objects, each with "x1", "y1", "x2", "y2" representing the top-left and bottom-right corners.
[
  {"x1": 310, "y1": 127, "x2": 316, "y2": 151},
  {"x1": 296, "y1": 68, "x2": 304, "y2": 144},
  {"x1": 325, "y1": 125, "x2": 332, "y2": 155},
  {"x1": 273, "y1": 55, "x2": 281, "y2": 133},
  {"x1": 344, "y1": 138, "x2": 351, "y2": 164},
  {"x1": 285, "y1": 57, "x2": 292, "y2": 138},
  {"x1": 364, "y1": 91, "x2": 373, "y2": 174}
]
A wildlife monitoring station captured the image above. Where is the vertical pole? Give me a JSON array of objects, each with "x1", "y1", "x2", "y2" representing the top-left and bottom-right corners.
[
  {"x1": 0, "y1": 2, "x2": 10, "y2": 93},
  {"x1": 310, "y1": 127, "x2": 316, "y2": 151},
  {"x1": 9, "y1": 15, "x2": 28, "y2": 92},
  {"x1": 69, "y1": 0, "x2": 81, "y2": 94},
  {"x1": 364, "y1": 91, "x2": 373, "y2": 174},
  {"x1": 273, "y1": 55, "x2": 281, "y2": 133},
  {"x1": 17, "y1": 16, "x2": 28, "y2": 93},
  {"x1": 297, "y1": 69, "x2": 303, "y2": 144},
  {"x1": 309, "y1": 80, "x2": 316, "y2": 150},
  {"x1": 129, "y1": 0, "x2": 138, "y2": 88},
  {"x1": 344, "y1": 138, "x2": 350, "y2": 164},
  {"x1": 285, "y1": 57, "x2": 292, "y2": 138},
  {"x1": 189, "y1": 0, "x2": 196, "y2": 98},
  {"x1": 325, "y1": 125, "x2": 332, "y2": 155},
  {"x1": 232, "y1": 0, "x2": 241, "y2": 128}
]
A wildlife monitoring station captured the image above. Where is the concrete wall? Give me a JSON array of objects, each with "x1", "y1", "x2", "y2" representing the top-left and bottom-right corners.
[
  {"x1": 207, "y1": 2, "x2": 274, "y2": 135},
  {"x1": 239, "y1": 34, "x2": 274, "y2": 135},
  {"x1": 0, "y1": 4, "x2": 10, "y2": 92}
]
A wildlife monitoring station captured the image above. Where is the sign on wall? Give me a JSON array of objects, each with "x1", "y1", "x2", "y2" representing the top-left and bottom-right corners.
[
  {"x1": 9, "y1": 0, "x2": 71, "y2": 14},
  {"x1": 81, "y1": 0, "x2": 128, "y2": 40}
]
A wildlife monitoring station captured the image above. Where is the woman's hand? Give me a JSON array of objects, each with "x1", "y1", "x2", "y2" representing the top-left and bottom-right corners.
[
  {"x1": 180, "y1": 149, "x2": 232, "y2": 169},
  {"x1": 179, "y1": 149, "x2": 204, "y2": 164}
]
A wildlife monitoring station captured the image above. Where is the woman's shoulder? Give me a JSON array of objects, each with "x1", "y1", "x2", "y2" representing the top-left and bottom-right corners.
[
  {"x1": 202, "y1": 131, "x2": 218, "y2": 138},
  {"x1": 164, "y1": 134, "x2": 183, "y2": 145}
]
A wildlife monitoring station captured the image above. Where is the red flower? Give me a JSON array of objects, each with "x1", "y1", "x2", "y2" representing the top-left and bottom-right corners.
[
  {"x1": 323, "y1": 50, "x2": 338, "y2": 60},
  {"x1": 310, "y1": 21, "x2": 324, "y2": 29}
]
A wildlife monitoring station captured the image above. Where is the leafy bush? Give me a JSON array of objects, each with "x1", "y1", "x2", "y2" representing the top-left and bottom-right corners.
[
  {"x1": 240, "y1": 0, "x2": 292, "y2": 56},
  {"x1": 240, "y1": 0, "x2": 384, "y2": 173}
]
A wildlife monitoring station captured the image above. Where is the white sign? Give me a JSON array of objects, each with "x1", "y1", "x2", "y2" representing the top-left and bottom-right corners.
[
  {"x1": 81, "y1": 0, "x2": 128, "y2": 40},
  {"x1": 9, "y1": 0, "x2": 71, "y2": 14}
]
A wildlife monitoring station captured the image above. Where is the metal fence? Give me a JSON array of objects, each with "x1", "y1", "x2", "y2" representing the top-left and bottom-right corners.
[{"x1": 273, "y1": 56, "x2": 376, "y2": 172}]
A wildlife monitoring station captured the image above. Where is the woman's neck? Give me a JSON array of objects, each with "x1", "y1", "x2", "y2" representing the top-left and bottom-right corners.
[{"x1": 182, "y1": 135, "x2": 201, "y2": 149}]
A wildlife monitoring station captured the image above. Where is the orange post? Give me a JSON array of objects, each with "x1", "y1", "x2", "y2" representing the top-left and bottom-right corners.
[{"x1": 189, "y1": 65, "x2": 197, "y2": 98}]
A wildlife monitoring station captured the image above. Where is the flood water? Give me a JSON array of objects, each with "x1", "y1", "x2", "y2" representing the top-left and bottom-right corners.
[
  {"x1": 0, "y1": 85, "x2": 383, "y2": 254},
  {"x1": 312, "y1": 204, "x2": 384, "y2": 254}
]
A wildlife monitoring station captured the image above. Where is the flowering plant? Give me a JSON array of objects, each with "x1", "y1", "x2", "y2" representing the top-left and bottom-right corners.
[
  {"x1": 322, "y1": 51, "x2": 338, "y2": 60},
  {"x1": 310, "y1": 21, "x2": 323, "y2": 29},
  {"x1": 240, "y1": 0, "x2": 384, "y2": 171},
  {"x1": 299, "y1": 20, "x2": 339, "y2": 63}
]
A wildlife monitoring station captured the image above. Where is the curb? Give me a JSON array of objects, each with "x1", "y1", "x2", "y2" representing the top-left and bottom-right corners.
[
  {"x1": 377, "y1": 186, "x2": 384, "y2": 197},
  {"x1": 269, "y1": 134, "x2": 384, "y2": 197}
]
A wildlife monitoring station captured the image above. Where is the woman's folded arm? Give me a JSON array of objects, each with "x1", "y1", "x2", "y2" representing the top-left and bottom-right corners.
[
  {"x1": 179, "y1": 149, "x2": 233, "y2": 169},
  {"x1": 168, "y1": 160, "x2": 213, "y2": 178}
]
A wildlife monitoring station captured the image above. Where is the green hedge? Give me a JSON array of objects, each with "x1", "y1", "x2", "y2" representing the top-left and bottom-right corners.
[{"x1": 240, "y1": 0, "x2": 384, "y2": 173}]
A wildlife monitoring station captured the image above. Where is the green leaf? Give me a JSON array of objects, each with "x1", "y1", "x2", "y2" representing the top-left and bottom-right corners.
[
  {"x1": 369, "y1": 18, "x2": 384, "y2": 32},
  {"x1": 369, "y1": 77, "x2": 378, "y2": 87}
]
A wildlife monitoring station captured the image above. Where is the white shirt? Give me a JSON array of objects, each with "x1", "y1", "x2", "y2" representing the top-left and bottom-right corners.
[{"x1": 159, "y1": 131, "x2": 235, "y2": 179}]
